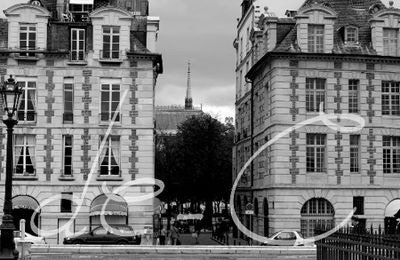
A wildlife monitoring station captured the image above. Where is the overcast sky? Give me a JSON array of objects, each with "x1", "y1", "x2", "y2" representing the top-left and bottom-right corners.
[{"x1": 0, "y1": 0, "x2": 395, "y2": 121}]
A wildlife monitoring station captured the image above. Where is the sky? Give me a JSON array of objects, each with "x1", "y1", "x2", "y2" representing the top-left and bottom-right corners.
[{"x1": 0, "y1": 0, "x2": 395, "y2": 121}]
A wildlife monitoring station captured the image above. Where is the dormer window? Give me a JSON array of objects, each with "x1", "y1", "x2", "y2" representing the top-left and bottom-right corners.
[
  {"x1": 345, "y1": 26, "x2": 358, "y2": 44},
  {"x1": 383, "y1": 28, "x2": 399, "y2": 56},
  {"x1": 101, "y1": 26, "x2": 120, "y2": 60},
  {"x1": 19, "y1": 24, "x2": 36, "y2": 57},
  {"x1": 308, "y1": 25, "x2": 324, "y2": 53}
]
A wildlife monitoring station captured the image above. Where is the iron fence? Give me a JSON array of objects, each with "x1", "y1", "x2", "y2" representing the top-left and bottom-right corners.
[{"x1": 316, "y1": 226, "x2": 400, "y2": 260}]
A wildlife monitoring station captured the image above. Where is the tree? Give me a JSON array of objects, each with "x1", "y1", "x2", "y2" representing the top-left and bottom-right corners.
[
  {"x1": 155, "y1": 113, "x2": 234, "y2": 227},
  {"x1": 176, "y1": 113, "x2": 233, "y2": 226}
]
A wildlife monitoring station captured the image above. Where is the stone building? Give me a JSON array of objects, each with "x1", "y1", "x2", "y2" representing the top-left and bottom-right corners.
[
  {"x1": 0, "y1": 0, "x2": 162, "y2": 244},
  {"x1": 233, "y1": 0, "x2": 400, "y2": 240}
]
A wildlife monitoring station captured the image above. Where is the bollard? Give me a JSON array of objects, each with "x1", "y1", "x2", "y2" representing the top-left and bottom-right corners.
[{"x1": 16, "y1": 219, "x2": 32, "y2": 260}]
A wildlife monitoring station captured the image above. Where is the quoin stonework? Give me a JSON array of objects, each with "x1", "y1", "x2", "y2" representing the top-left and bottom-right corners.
[
  {"x1": 233, "y1": 0, "x2": 400, "y2": 241},
  {"x1": 0, "y1": 0, "x2": 162, "y2": 244}
]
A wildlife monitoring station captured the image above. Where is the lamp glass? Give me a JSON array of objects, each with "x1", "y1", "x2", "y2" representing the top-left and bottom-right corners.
[{"x1": 5, "y1": 91, "x2": 17, "y2": 113}]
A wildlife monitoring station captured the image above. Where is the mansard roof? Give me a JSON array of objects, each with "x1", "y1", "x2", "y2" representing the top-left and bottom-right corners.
[{"x1": 274, "y1": 0, "x2": 385, "y2": 55}]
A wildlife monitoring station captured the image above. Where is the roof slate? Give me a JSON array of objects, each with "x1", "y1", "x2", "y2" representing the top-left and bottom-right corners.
[
  {"x1": 274, "y1": 0, "x2": 386, "y2": 55},
  {"x1": 155, "y1": 108, "x2": 203, "y2": 133}
]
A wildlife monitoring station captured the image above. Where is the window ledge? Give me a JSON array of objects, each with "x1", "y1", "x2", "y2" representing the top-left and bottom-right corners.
[
  {"x1": 17, "y1": 121, "x2": 37, "y2": 125},
  {"x1": 13, "y1": 175, "x2": 38, "y2": 181},
  {"x1": 59, "y1": 175, "x2": 75, "y2": 181},
  {"x1": 67, "y1": 60, "x2": 88, "y2": 66},
  {"x1": 99, "y1": 121, "x2": 121, "y2": 126},
  {"x1": 96, "y1": 176, "x2": 123, "y2": 181},
  {"x1": 98, "y1": 58, "x2": 123, "y2": 63},
  {"x1": 306, "y1": 172, "x2": 327, "y2": 174},
  {"x1": 14, "y1": 56, "x2": 40, "y2": 61}
]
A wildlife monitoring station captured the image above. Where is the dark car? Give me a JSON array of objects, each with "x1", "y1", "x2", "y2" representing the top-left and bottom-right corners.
[{"x1": 63, "y1": 225, "x2": 141, "y2": 245}]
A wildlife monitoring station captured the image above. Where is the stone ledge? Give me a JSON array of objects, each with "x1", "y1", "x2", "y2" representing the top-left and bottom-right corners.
[{"x1": 32, "y1": 245, "x2": 316, "y2": 255}]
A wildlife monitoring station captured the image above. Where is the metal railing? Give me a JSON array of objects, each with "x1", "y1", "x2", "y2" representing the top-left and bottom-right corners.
[
  {"x1": 17, "y1": 111, "x2": 36, "y2": 123},
  {"x1": 99, "y1": 112, "x2": 121, "y2": 123},
  {"x1": 69, "y1": 51, "x2": 86, "y2": 62},
  {"x1": 316, "y1": 226, "x2": 400, "y2": 260}
]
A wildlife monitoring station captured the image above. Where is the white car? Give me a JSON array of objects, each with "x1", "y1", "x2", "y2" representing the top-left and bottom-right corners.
[
  {"x1": 14, "y1": 231, "x2": 46, "y2": 245},
  {"x1": 263, "y1": 230, "x2": 314, "y2": 246}
]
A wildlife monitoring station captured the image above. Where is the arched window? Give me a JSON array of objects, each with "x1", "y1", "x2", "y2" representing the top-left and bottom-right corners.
[
  {"x1": 263, "y1": 198, "x2": 269, "y2": 236},
  {"x1": 300, "y1": 198, "x2": 334, "y2": 237}
]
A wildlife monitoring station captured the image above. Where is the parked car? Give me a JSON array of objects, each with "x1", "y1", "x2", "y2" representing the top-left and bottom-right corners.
[
  {"x1": 63, "y1": 225, "x2": 141, "y2": 245},
  {"x1": 263, "y1": 230, "x2": 314, "y2": 246},
  {"x1": 14, "y1": 231, "x2": 47, "y2": 245}
]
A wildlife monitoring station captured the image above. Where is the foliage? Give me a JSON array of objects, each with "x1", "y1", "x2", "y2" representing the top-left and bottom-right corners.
[{"x1": 155, "y1": 113, "x2": 234, "y2": 225}]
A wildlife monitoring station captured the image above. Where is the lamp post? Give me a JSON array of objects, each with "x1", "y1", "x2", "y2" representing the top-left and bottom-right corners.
[{"x1": 0, "y1": 75, "x2": 22, "y2": 260}]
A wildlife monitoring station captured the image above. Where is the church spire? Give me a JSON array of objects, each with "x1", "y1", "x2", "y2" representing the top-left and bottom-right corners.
[{"x1": 185, "y1": 61, "x2": 193, "y2": 110}]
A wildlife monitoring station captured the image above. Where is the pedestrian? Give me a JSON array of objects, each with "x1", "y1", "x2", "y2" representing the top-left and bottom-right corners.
[
  {"x1": 193, "y1": 220, "x2": 201, "y2": 244},
  {"x1": 159, "y1": 225, "x2": 167, "y2": 245},
  {"x1": 170, "y1": 223, "x2": 180, "y2": 245}
]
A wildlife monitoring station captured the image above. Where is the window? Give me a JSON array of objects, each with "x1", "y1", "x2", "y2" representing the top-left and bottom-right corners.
[
  {"x1": 14, "y1": 135, "x2": 35, "y2": 175},
  {"x1": 353, "y1": 196, "x2": 364, "y2": 215},
  {"x1": 63, "y1": 135, "x2": 73, "y2": 176},
  {"x1": 306, "y1": 78, "x2": 326, "y2": 112},
  {"x1": 100, "y1": 83, "x2": 120, "y2": 122},
  {"x1": 100, "y1": 136, "x2": 120, "y2": 176},
  {"x1": 93, "y1": 227, "x2": 107, "y2": 235},
  {"x1": 17, "y1": 80, "x2": 36, "y2": 122},
  {"x1": 345, "y1": 27, "x2": 358, "y2": 43},
  {"x1": 71, "y1": 28, "x2": 85, "y2": 61},
  {"x1": 308, "y1": 25, "x2": 324, "y2": 53},
  {"x1": 382, "y1": 81, "x2": 400, "y2": 115},
  {"x1": 275, "y1": 232, "x2": 296, "y2": 240},
  {"x1": 348, "y1": 79, "x2": 359, "y2": 113},
  {"x1": 61, "y1": 192, "x2": 73, "y2": 213},
  {"x1": 350, "y1": 135, "x2": 360, "y2": 173},
  {"x1": 19, "y1": 24, "x2": 36, "y2": 57},
  {"x1": 383, "y1": 28, "x2": 398, "y2": 56},
  {"x1": 306, "y1": 134, "x2": 326, "y2": 172},
  {"x1": 301, "y1": 198, "x2": 334, "y2": 237},
  {"x1": 383, "y1": 136, "x2": 400, "y2": 174},
  {"x1": 69, "y1": 4, "x2": 92, "y2": 22},
  {"x1": 102, "y1": 26, "x2": 120, "y2": 59},
  {"x1": 63, "y1": 78, "x2": 74, "y2": 123}
]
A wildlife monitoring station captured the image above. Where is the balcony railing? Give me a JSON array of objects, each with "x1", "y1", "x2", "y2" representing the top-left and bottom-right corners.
[
  {"x1": 14, "y1": 49, "x2": 39, "y2": 59},
  {"x1": 99, "y1": 112, "x2": 120, "y2": 123},
  {"x1": 63, "y1": 112, "x2": 74, "y2": 123},
  {"x1": 69, "y1": 51, "x2": 86, "y2": 62},
  {"x1": 17, "y1": 111, "x2": 36, "y2": 123},
  {"x1": 99, "y1": 50, "x2": 123, "y2": 62}
]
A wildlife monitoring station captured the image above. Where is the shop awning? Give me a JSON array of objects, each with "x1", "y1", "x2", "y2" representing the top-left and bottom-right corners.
[
  {"x1": 69, "y1": 0, "x2": 94, "y2": 4},
  {"x1": 90, "y1": 194, "x2": 128, "y2": 216},
  {"x1": 12, "y1": 196, "x2": 40, "y2": 211}
]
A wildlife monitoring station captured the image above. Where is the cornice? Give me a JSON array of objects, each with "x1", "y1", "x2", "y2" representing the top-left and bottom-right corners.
[{"x1": 247, "y1": 51, "x2": 400, "y2": 80}]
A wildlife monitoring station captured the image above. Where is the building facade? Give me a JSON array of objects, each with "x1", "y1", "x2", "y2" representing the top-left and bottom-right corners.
[
  {"x1": 233, "y1": 0, "x2": 400, "y2": 240},
  {"x1": 232, "y1": 0, "x2": 271, "y2": 239},
  {"x1": 0, "y1": 0, "x2": 162, "y2": 244}
]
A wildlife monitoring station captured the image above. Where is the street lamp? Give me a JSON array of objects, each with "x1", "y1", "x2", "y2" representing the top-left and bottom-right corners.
[{"x1": 0, "y1": 75, "x2": 22, "y2": 260}]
